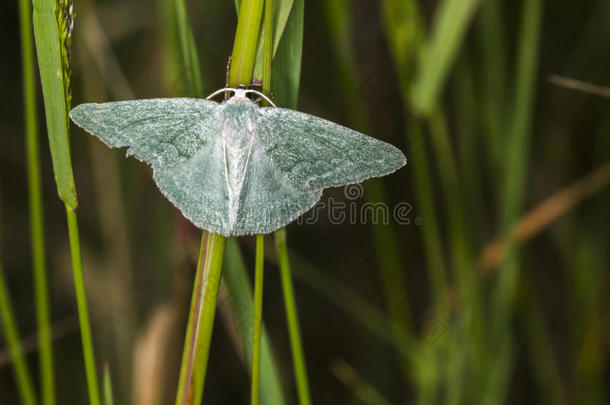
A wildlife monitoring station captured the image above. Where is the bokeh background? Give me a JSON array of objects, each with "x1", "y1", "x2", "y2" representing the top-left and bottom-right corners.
[{"x1": 1, "y1": 0, "x2": 610, "y2": 404}]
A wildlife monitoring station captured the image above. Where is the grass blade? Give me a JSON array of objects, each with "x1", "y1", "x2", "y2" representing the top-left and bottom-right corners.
[
  {"x1": 250, "y1": 235, "x2": 265, "y2": 405},
  {"x1": 32, "y1": 0, "x2": 77, "y2": 208},
  {"x1": 223, "y1": 239, "x2": 287, "y2": 405},
  {"x1": 490, "y1": 0, "x2": 544, "y2": 398},
  {"x1": 0, "y1": 262, "x2": 38, "y2": 405},
  {"x1": 263, "y1": 1, "x2": 311, "y2": 401},
  {"x1": 322, "y1": 1, "x2": 414, "y2": 378},
  {"x1": 269, "y1": 0, "x2": 303, "y2": 108},
  {"x1": 410, "y1": 0, "x2": 481, "y2": 115},
  {"x1": 66, "y1": 208, "x2": 100, "y2": 405},
  {"x1": 32, "y1": 0, "x2": 101, "y2": 403},
  {"x1": 103, "y1": 363, "x2": 115, "y2": 405},
  {"x1": 252, "y1": 0, "x2": 295, "y2": 82},
  {"x1": 275, "y1": 228, "x2": 311, "y2": 405},
  {"x1": 19, "y1": 0, "x2": 55, "y2": 402},
  {"x1": 174, "y1": 0, "x2": 203, "y2": 96},
  {"x1": 261, "y1": 0, "x2": 274, "y2": 95}
]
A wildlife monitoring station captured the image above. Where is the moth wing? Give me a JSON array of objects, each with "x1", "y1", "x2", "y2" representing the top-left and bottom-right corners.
[
  {"x1": 232, "y1": 142, "x2": 322, "y2": 235},
  {"x1": 71, "y1": 98, "x2": 233, "y2": 235},
  {"x1": 70, "y1": 98, "x2": 220, "y2": 169},
  {"x1": 152, "y1": 135, "x2": 232, "y2": 236},
  {"x1": 256, "y1": 107, "x2": 406, "y2": 191}
]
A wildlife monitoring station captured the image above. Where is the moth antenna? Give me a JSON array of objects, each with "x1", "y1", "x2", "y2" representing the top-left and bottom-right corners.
[
  {"x1": 206, "y1": 87, "x2": 235, "y2": 100},
  {"x1": 245, "y1": 89, "x2": 276, "y2": 107}
]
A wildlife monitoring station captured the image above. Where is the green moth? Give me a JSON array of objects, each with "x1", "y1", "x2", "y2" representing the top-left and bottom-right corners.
[{"x1": 70, "y1": 88, "x2": 406, "y2": 236}]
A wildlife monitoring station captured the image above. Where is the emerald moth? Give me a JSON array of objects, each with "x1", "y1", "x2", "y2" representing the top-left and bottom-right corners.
[{"x1": 70, "y1": 88, "x2": 406, "y2": 235}]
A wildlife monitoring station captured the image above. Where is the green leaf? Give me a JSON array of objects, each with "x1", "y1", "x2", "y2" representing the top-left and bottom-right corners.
[
  {"x1": 252, "y1": 0, "x2": 295, "y2": 82},
  {"x1": 32, "y1": 0, "x2": 77, "y2": 208},
  {"x1": 269, "y1": 0, "x2": 304, "y2": 108}
]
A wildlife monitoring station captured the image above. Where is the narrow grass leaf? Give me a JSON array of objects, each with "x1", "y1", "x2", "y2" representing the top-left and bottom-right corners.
[
  {"x1": 250, "y1": 235, "x2": 265, "y2": 405},
  {"x1": 252, "y1": 0, "x2": 295, "y2": 82},
  {"x1": 33, "y1": 1, "x2": 101, "y2": 403},
  {"x1": 32, "y1": 0, "x2": 77, "y2": 208},
  {"x1": 103, "y1": 364, "x2": 115, "y2": 405},
  {"x1": 0, "y1": 263, "x2": 38, "y2": 405},
  {"x1": 410, "y1": 0, "x2": 480, "y2": 116},
  {"x1": 323, "y1": 1, "x2": 414, "y2": 378},
  {"x1": 223, "y1": 239, "x2": 287, "y2": 405},
  {"x1": 275, "y1": 228, "x2": 312, "y2": 405},
  {"x1": 174, "y1": 0, "x2": 203, "y2": 96},
  {"x1": 19, "y1": 0, "x2": 55, "y2": 402},
  {"x1": 269, "y1": 0, "x2": 303, "y2": 108}
]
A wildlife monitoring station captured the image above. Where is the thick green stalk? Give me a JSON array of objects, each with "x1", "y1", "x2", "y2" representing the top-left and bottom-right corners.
[
  {"x1": 19, "y1": 0, "x2": 55, "y2": 402},
  {"x1": 0, "y1": 263, "x2": 38, "y2": 405},
  {"x1": 275, "y1": 229, "x2": 312, "y2": 405},
  {"x1": 66, "y1": 208, "x2": 100, "y2": 405},
  {"x1": 174, "y1": 233, "x2": 226, "y2": 405},
  {"x1": 250, "y1": 234, "x2": 265, "y2": 405},
  {"x1": 229, "y1": 0, "x2": 265, "y2": 87}
]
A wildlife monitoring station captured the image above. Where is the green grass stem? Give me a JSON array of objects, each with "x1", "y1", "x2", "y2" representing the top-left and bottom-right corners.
[
  {"x1": 230, "y1": 0, "x2": 265, "y2": 87},
  {"x1": 174, "y1": 233, "x2": 226, "y2": 405},
  {"x1": 0, "y1": 262, "x2": 38, "y2": 405},
  {"x1": 275, "y1": 229, "x2": 312, "y2": 405},
  {"x1": 223, "y1": 239, "x2": 287, "y2": 405},
  {"x1": 19, "y1": 0, "x2": 55, "y2": 402},
  {"x1": 494, "y1": 0, "x2": 544, "y2": 329},
  {"x1": 66, "y1": 208, "x2": 100, "y2": 405},
  {"x1": 250, "y1": 235, "x2": 265, "y2": 405}
]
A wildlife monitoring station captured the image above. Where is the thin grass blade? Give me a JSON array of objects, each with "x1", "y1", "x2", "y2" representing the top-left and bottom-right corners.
[
  {"x1": 410, "y1": 0, "x2": 481, "y2": 116},
  {"x1": 223, "y1": 239, "x2": 287, "y2": 405},
  {"x1": 19, "y1": 0, "x2": 55, "y2": 402},
  {"x1": 0, "y1": 262, "x2": 38, "y2": 405}
]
